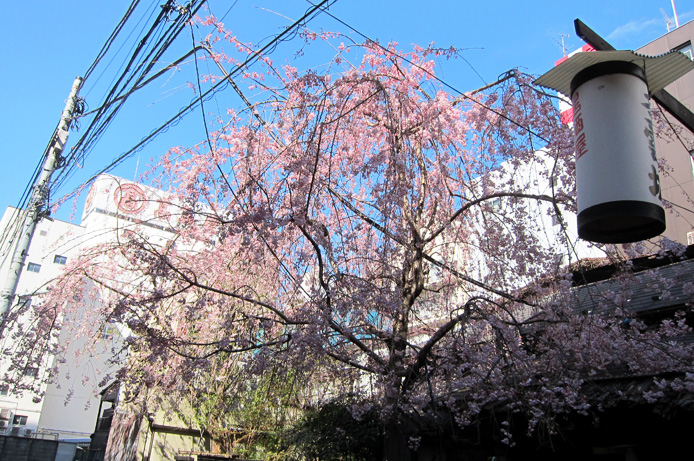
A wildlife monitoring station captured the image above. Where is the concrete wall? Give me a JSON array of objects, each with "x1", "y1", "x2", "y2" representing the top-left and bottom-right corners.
[{"x1": 0, "y1": 435, "x2": 59, "y2": 460}]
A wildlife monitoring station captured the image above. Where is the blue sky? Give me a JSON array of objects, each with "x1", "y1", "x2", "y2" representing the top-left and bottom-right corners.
[{"x1": 1, "y1": 0, "x2": 693, "y2": 222}]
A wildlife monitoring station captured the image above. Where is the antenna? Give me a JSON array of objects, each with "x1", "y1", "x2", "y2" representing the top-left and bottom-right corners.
[
  {"x1": 661, "y1": 8, "x2": 673, "y2": 32},
  {"x1": 555, "y1": 34, "x2": 570, "y2": 56}
]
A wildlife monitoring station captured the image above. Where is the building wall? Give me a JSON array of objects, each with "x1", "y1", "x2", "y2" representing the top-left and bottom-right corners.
[
  {"x1": 637, "y1": 20, "x2": 694, "y2": 246},
  {"x1": 138, "y1": 424, "x2": 209, "y2": 461},
  {"x1": 37, "y1": 301, "x2": 122, "y2": 440},
  {"x1": 0, "y1": 174, "x2": 182, "y2": 441},
  {"x1": 98, "y1": 390, "x2": 210, "y2": 461},
  {"x1": 0, "y1": 208, "x2": 86, "y2": 438},
  {"x1": 467, "y1": 150, "x2": 605, "y2": 291}
]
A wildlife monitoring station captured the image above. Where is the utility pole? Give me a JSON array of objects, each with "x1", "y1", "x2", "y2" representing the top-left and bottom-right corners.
[{"x1": 0, "y1": 76, "x2": 83, "y2": 330}]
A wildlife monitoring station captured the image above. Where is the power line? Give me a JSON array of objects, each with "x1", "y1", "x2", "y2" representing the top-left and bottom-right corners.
[
  {"x1": 51, "y1": 0, "x2": 208, "y2": 197},
  {"x1": 83, "y1": 0, "x2": 144, "y2": 82},
  {"x1": 0, "y1": 77, "x2": 83, "y2": 324},
  {"x1": 210, "y1": 0, "x2": 239, "y2": 24},
  {"x1": 84, "y1": 1, "x2": 162, "y2": 100},
  {"x1": 4, "y1": 1, "x2": 198, "y2": 263},
  {"x1": 307, "y1": 1, "x2": 552, "y2": 144},
  {"x1": 3, "y1": 2, "x2": 155, "y2": 242},
  {"x1": 67, "y1": 1, "x2": 194, "y2": 165},
  {"x1": 0, "y1": 125, "x2": 70, "y2": 267},
  {"x1": 55, "y1": 0, "x2": 335, "y2": 206}
]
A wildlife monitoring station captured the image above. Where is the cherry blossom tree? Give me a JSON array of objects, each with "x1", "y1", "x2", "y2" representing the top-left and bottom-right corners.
[{"x1": 11, "y1": 15, "x2": 694, "y2": 459}]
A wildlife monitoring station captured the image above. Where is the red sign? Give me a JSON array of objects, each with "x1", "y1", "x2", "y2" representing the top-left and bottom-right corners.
[
  {"x1": 114, "y1": 184, "x2": 147, "y2": 214},
  {"x1": 572, "y1": 90, "x2": 588, "y2": 160}
]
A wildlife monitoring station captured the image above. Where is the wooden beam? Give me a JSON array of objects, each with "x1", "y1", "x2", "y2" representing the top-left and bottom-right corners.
[
  {"x1": 574, "y1": 19, "x2": 615, "y2": 51},
  {"x1": 652, "y1": 89, "x2": 694, "y2": 134},
  {"x1": 574, "y1": 18, "x2": 694, "y2": 134}
]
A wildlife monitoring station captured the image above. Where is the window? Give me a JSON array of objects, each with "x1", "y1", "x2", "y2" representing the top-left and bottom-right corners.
[
  {"x1": 39, "y1": 230, "x2": 48, "y2": 237},
  {"x1": 23, "y1": 367, "x2": 38, "y2": 378},
  {"x1": 26, "y1": 263, "x2": 41, "y2": 273},
  {"x1": 0, "y1": 384, "x2": 8, "y2": 396},
  {"x1": 12, "y1": 415, "x2": 27, "y2": 426},
  {"x1": 53, "y1": 255, "x2": 67, "y2": 265},
  {"x1": 103, "y1": 323, "x2": 118, "y2": 340},
  {"x1": 675, "y1": 41, "x2": 693, "y2": 60}
]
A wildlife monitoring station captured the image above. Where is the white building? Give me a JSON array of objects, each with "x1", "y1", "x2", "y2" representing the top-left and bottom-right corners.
[
  {"x1": 466, "y1": 149, "x2": 605, "y2": 294},
  {"x1": 0, "y1": 210, "x2": 86, "y2": 439},
  {"x1": 0, "y1": 174, "x2": 181, "y2": 441}
]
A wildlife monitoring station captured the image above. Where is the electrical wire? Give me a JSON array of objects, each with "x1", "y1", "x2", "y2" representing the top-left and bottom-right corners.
[
  {"x1": 85, "y1": 1, "x2": 162, "y2": 100},
  {"x1": 0, "y1": 1, "x2": 204, "y2": 300},
  {"x1": 83, "y1": 0, "x2": 144, "y2": 82},
  {"x1": 0, "y1": 126, "x2": 65, "y2": 266},
  {"x1": 306, "y1": 1, "x2": 552, "y2": 144},
  {"x1": 48, "y1": 1, "x2": 171, "y2": 193},
  {"x1": 2, "y1": 2, "x2": 164, "y2": 267},
  {"x1": 54, "y1": 0, "x2": 334, "y2": 206},
  {"x1": 210, "y1": 0, "x2": 239, "y2": 24},
  {"x1": 50, "y1": 0, "x2": 209, "y2": 197},
  {"x1": 67, "y1": 1, "x2": 187, "y2": 164}
]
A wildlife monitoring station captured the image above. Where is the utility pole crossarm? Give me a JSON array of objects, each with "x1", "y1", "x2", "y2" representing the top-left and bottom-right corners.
[
  {"x1": 574, "y1": 19, "x2": 616, "y2": 51},
  {"x1": 574, "y1": 18, "x2": 694, "y2": 134},
  {"x1": 651, "y1": 89, "x2": 694, "y2": 133}
]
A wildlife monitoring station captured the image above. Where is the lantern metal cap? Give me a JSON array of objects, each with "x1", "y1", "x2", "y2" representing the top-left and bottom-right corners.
[{"x1": 534, "y1": 50, "x2": 694, "y2": 97}]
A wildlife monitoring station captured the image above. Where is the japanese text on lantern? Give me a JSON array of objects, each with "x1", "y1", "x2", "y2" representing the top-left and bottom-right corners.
[{"x1": 572, "y1": 90, "x2": 588, "y2": 160}]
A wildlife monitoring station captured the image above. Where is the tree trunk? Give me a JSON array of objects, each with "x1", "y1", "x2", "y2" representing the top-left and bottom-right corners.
[{"x1": 384, "y1": 420, "x2": 411, "y2": 461}]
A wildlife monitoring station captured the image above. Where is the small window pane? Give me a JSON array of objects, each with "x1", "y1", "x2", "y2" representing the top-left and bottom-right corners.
[
  {"x1": 53, "y1": 255, "x2": 67, "y2": 265},
  {"x1": 103, "y1": 323, "x2": 118, "y2": 340},
  {"x1": 26, "y1": 263, "x2": 41, "y2": 273},
  {"x1": 24, "y1": 367, "x2": 38, "y2": 378}
]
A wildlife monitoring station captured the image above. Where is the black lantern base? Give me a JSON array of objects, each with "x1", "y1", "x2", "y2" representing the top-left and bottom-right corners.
[{"x1": 578, "y1": 200, "x2": 666, "y2": 244}]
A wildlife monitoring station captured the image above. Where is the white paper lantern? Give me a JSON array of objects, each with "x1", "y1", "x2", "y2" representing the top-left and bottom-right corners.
[
  {"x1": 535, "y1": 51, "x2": 694, "y2": 244},
  {"x1": 570, "y1": 61, "x2": 664, "y2": 243}
]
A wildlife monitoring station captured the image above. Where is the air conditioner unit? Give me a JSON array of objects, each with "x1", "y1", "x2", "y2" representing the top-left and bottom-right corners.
[
  {"x1": 10, "y1": 427, "x2": 20, "y2": 436},
  {"x1": 0, "y1": 409, "x2": 10, "y2": 420},
  {"x1": 688, "y1": 230, "x2": 694, "y2": 246},
  {"x1": 0, "y1": 420, "x2": 7, "y2": 429},
  {"x1": 23, "y1": 428, "x2": 32, "y2": 437}
]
